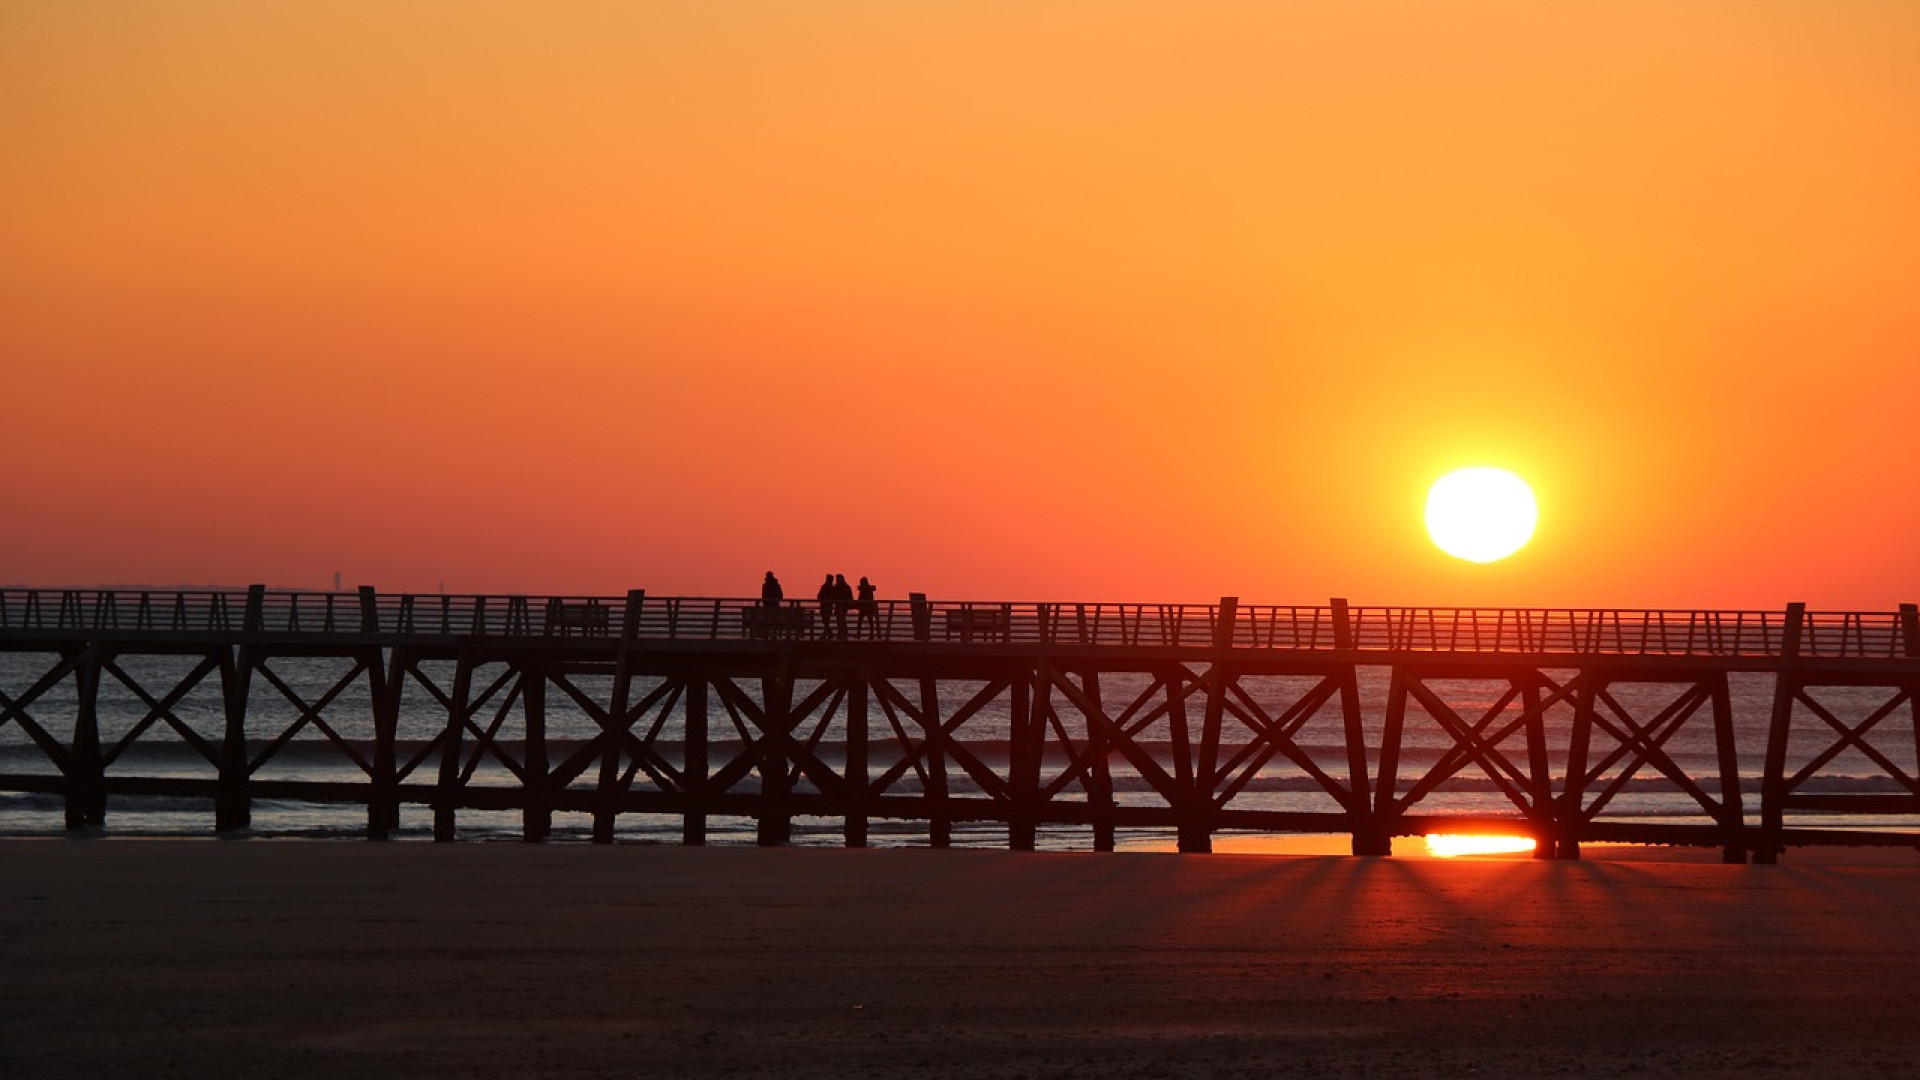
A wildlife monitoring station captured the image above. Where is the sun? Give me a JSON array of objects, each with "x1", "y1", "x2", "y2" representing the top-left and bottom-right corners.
[{"x1": 1425, "y1": 467, "x2": 1537, "y2": 563}]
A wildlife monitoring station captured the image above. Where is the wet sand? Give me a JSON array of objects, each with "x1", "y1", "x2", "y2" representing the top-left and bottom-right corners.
[{"x1": 4, "y1": 840, "x2": 1919, "y2": 1079}]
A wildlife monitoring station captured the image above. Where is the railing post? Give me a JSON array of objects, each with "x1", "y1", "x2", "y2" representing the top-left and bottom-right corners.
[
  {"x1": 1213, "y1": 596, "x2": 1238, "y2": 651},
  {"x1": 358, "y1": 586, "x2": 381, "y2": 634},
  {"x1": 1331, "y1": 597, "x2": 1354, "y2": 650},
  {"x1": 1755, "y1": 602, "x2": 1806, "y2": 865},
  {"x1": 1900, "y1": 604, "x2": 1920, "y2": 659},
  {"x1": 243, "y1": 584, "x2": 265, "y2": 634},
  {"x1": 909, "y1": 593, "x2": 931, "y2": 642},
  {"x1": 621, "y1": 590, "x2": 646, "y2": 640}
]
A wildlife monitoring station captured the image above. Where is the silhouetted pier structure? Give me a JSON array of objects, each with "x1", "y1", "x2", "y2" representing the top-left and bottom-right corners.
[{"x1": 3, "y1": 587, "x2": 1917, "y2": 862}]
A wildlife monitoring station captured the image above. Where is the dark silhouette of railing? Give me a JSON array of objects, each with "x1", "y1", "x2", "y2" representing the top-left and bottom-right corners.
[{"x1": 5, "y1": 587, "x2": 1917, "y2": 659}]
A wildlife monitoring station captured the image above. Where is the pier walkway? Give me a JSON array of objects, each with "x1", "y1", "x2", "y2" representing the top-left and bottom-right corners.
[{"x1": 3, "y1": 588, "x2": 1917, "y2": 861}]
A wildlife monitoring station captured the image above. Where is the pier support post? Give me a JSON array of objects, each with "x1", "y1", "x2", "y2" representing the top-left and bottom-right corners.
[
  {"x1": 1756, "y1": 602, "x2": 1806, "y2": 865},
  {"x1": 1556, "y1": 672, "x2": 1599, "y2": 860},
  {"x1": 1167, "y1": 663, "x2": 1210, "y2": 854},
  {"x1": 367, "y1": 647, "x2": 403, "y2": 839},
  {"x1": 594, "y1": 593, "x2": 645, "y2": 844},
  {"x1": 1009, "y1": 664, "x2": 1039, "y2": 851},
  {"x1": 920, "y1": 676, "x2": 951, "y2": 847},
  {"x1": 1522, "y1": 675, "x2": 1557, "y2": 860},
  {"x1": 1336, "y1": 598, "x2": 1394, "y2": 856},
  {"x1": 757, "y1": 654, "x2": 793, "y2": 847},
  {"x1": 435, "y1": 653, "x2": 474, "y2": 842},
  {"x1": 1708, "y1": 672, "x2": 1748, "y2": 863},
  {"x1": 215, "y1": 638, "x2": 253, "y2": 833},
  {"x1": 66, "y1": 644, "x2": 106, "y2": 830},
  {"x1": 1082, "y1": 671, "x2": 1115, "y2": 852},
  {"x1": 683, "y1": 673, "x2": 709, "y2": 846},
  {"x1": 1351, "y1": 818, "x2": 1397, "y2": 853},
  {"x1": 844, "y1": 673, "x2": 868, "y2": 848},
  {"x1": 522, "y1": 663, "x2": 550, "y2": 842},
  {"x1": 1353, "y1": 662, "x2": 1404, "y2": 857}
]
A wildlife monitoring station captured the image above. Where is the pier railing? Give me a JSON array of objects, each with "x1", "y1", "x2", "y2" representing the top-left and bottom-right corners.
[{"x1": 2, "y1": 588, "x2": 1916, "y2": 660}]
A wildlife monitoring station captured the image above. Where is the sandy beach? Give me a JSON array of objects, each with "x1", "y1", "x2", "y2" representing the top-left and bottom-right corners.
[{"x1": 4, "y1": 840, "x2": 1919, "y2": 1080}]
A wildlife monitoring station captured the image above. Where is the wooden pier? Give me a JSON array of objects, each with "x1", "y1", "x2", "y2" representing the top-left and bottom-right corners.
[{"x1": 2, "y1": 587, "x2": 1917, "y2": 862}]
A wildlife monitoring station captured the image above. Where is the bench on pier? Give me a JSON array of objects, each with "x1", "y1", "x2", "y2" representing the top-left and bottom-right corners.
[
  {"x1": 743, "y1": 606, "x2": 812, "y2": 640},
  {"x1": 546, "y1": 601, "x2": 611, "y2": 636},
  {"x1": 945, "y1": 607, "x2": 1010, "y2": 642}
]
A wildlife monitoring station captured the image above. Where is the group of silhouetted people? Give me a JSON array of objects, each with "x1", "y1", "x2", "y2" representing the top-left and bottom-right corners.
[{"x1": 759, "y1": 571, "x2": 878, "y2": 639}]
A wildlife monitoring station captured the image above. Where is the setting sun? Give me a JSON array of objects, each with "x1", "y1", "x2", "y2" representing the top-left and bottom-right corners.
[{"x1": 1425, "y1": 468, "x2": 1538, "y2": 563}]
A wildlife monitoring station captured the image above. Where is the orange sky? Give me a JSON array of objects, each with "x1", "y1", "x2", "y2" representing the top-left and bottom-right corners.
[{"x1": 4, "y1": 2, "x2": 1918, "y2": 608}]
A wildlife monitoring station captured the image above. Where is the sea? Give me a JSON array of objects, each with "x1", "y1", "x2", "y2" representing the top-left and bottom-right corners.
[{"x1": 1, "y1": 650, "x2": 1913, "y2": 851}]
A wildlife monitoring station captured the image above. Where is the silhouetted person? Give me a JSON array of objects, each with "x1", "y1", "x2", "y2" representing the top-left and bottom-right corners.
[
  {"x1": 816, "y1": 574, "x2": 836, "y2": 639},
  {"x1": 831, "y1": 574, "x2": 854, "y2": 639},
  {"x1": 761, "y1": 571, "x2": 783, "y2": 608},
  {"x1": 856, "y1": 576, "x2": 878, "y2": 638}
]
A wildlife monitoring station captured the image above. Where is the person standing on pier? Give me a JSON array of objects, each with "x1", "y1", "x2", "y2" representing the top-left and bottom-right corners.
[
  {"x1": 761, "y1": 572, "x2": 783, "y2": 608},
  {"x1": 831, "y1": 574, "x2": 854, "y2": 639},
  {"x1": 816, "y1": 574, "x2": 837, "y2": 639},
  {"x1": 856, "y1": 576, "x2": 878, "y2": 638}
]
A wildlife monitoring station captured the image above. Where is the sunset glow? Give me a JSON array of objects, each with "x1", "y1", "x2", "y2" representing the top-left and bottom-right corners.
[
  {"x1": 1423, "y1": 834, "x2": 1539, "y2": 858},
  {"x1": 4, "y1": 3, "x2": 1919, "y2": 607}
]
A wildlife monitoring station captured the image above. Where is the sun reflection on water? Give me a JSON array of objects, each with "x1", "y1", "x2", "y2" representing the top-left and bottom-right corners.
[{"x1": 1423, "y1": 834, "x2": 1538, "y2": 858}]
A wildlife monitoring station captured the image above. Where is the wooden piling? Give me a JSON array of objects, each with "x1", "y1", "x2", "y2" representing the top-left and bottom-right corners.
[
  {"x1": 1081, "y1": 670, "x2": 1116, "y2": 852},
  {"x1": 757, "y1": 651, "x2": 793, "y2": 847},
  {"x1": 844, "y1": 673, "x2": 868, "y2": 848},
  {"x1": 1755, "y1": 603, "x2": 1806, "y2": 865},
  {"x1": 919, "y1": 675, "x2": 950, "y2": 847},
  {"x1": 1008, "y1": 662, "x2": 1039, "y2": 851},
  {"x1": 1709, "y1": 671, "x2": 1747, "y2": 863},
  {"x1": 683, "y1": 673, "x2": 709, "y2": 846},
  {"x1": 1558, "y1": 672, "x2": 1598, "y2": 860},
  {"x1": 521, "y1": 662, "x2": 550, "y2": 842},
  {"x1": 1522, "y1": 675, "x2": 1555, "y2": 860},
  {"x1": 435, "y1": 652, "x2": 474, "y2": 842},
  {"x1": 66, "y1": 644, "x2": 105, "y2": 830},
  {"x1": 1358, "y1": 665, "x2": 1406, "y2": 858},
  {"x1": 366, "y1": 647, "x2": 403, "y2": 839},
  {"x1": 215, "y1": 637, "x2": 252, "y2": 833}
]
